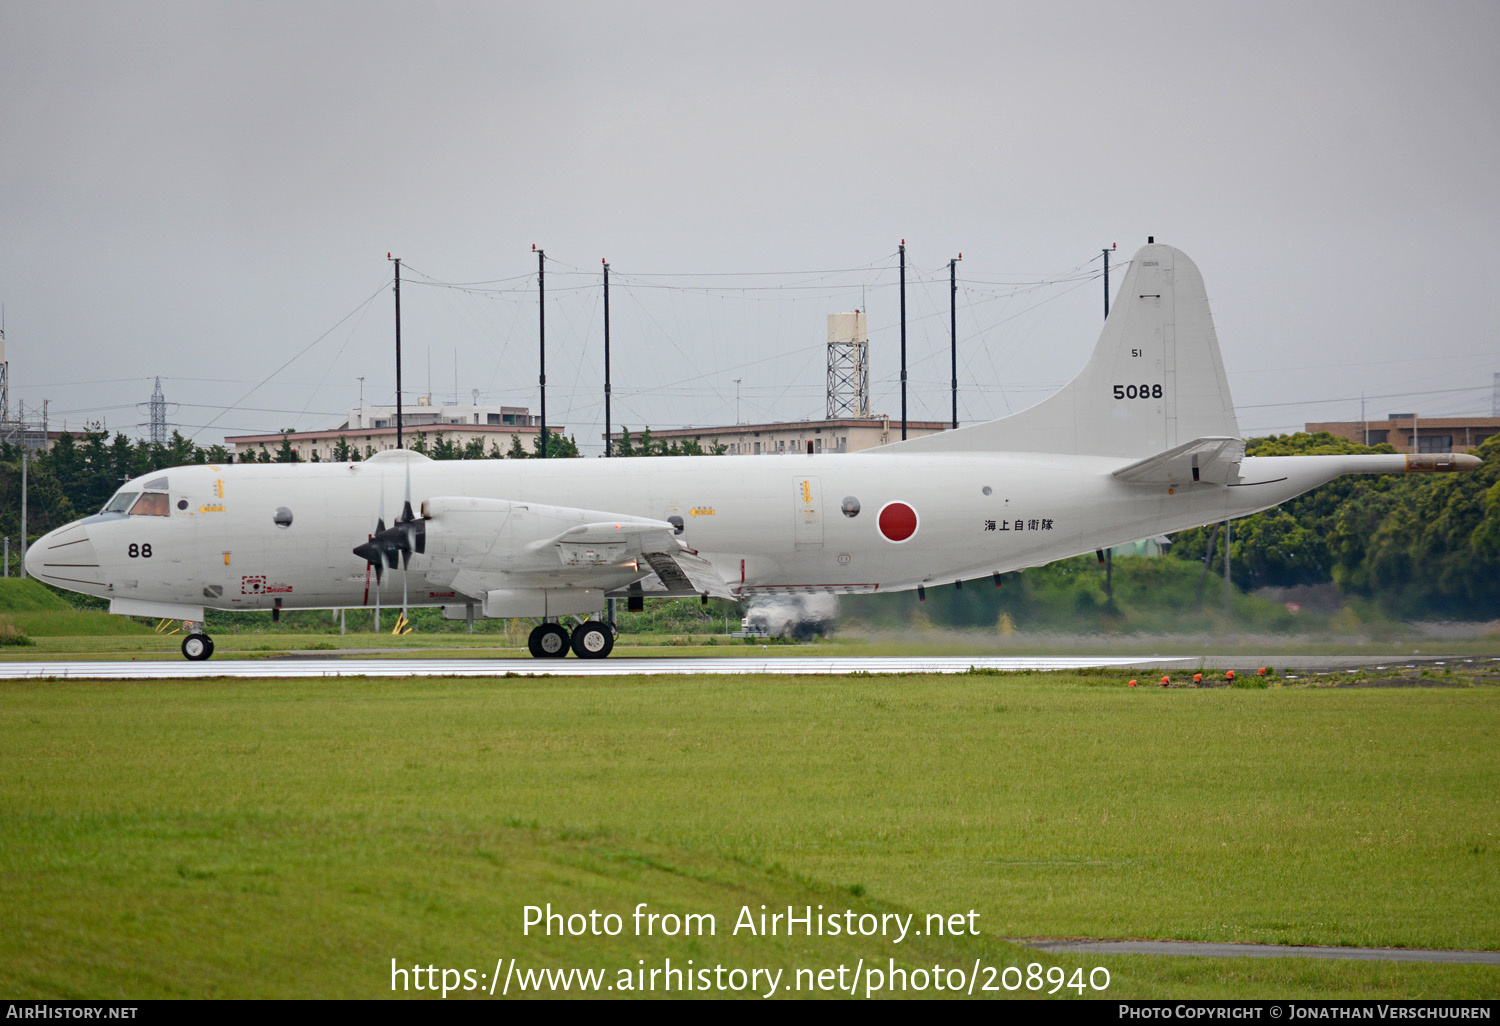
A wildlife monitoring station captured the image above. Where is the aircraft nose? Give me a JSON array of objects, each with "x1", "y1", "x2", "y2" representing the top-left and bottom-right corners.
[{"x1": 25, "y1": 522, "x2": 104, "y2": 589}]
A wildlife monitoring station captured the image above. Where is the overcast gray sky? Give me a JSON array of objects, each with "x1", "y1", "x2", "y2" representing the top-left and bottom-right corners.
[{"x1": 2, "y1": 0, "x2": 1497, "y2": 454}]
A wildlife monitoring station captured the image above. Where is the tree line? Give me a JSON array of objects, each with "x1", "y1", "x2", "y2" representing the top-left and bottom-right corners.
[
  {"x1": 1167, "y1": 431, "x2": 1500, "y2": 617},
  {"x1": 242, "y1": 425, "x2": 725, "y2": 462},
  {"x1": 0, "y1": 423, "x2": 723, "y2": 542}
]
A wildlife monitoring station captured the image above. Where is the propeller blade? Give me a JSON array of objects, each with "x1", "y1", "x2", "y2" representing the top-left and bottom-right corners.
[
  {"x1": 355, "y1": 466, "x2": 426, "y2": 591},
  {"x1": 354, "y1": 533, "x2": 386, "y2": 583},
  {"x1": 401, "y1": 440, "x2": 412, "y2": 621},
  {"x1": 355, "y1": 544, "x2": 385, "y2": 582}
]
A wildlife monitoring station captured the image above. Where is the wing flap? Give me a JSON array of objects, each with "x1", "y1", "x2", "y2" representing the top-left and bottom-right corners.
[{"x1": 637, "y1": 548, "x2": 736, "y2": 600}]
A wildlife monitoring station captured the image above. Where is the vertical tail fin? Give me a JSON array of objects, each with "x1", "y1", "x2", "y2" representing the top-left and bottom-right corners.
[{"x1": 882, "y1": 243, "x2": 1239, "y2": 458}]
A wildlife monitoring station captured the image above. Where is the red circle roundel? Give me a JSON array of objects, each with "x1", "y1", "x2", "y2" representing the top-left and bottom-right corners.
[{"x1": 877, "y1": 501, "x2": 919, "y2": 543}]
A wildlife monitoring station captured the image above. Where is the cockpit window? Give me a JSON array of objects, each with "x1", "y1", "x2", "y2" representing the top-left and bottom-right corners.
[
  {"x1": 144, "y1": 476, "x2": 168, "y2": 490},
  {"x1": 128, "y1": 492, "x2": 170, "y2": 517},
  {"x1": 103, "y1": 492, "x2": 138, "y2": 514}
]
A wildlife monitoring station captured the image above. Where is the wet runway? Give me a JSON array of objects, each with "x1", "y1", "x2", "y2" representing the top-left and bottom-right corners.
[
  {"x1": 0, "y1": 652, "x2": 1459, "y2": 681},
  {"x1": 0, "y1": 655, "x2": 1203, "y2": 680}
]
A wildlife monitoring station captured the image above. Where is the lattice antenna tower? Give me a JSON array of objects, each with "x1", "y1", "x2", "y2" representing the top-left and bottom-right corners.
[
  {"x1": 1493, "y1": 372, "x2": 1499, "y2": 417},
  {"x1": 148, "y1": 376, "x2": 167, "y2": 444},
  {"x1": 0, "y1": 316, "x2": 8, "y2": 429},
  {"x1": 826, "y1": 311, "x2": 870, "y2": 418}
]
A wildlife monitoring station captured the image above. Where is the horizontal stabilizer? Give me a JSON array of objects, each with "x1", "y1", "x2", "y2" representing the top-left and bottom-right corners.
[{"x1": 1113, "y1": 436, "x2": 1245, "y2": 486}]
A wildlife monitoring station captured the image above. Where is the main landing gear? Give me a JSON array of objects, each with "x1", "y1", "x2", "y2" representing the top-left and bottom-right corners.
[
  {"x1": 181, "y1": 622, "x2": 215, "y2": 661},
  {"x1": 569, "y1": 620, "x2": 614, "y2": 659},
  {"x1": 527, "y1": 620, "x2": 615, "y2": 660}
]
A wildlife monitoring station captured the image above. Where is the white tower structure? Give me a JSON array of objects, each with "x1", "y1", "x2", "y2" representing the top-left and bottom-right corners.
[{"x1": 825, "y1": 311, "x2": 870, "y2": 418}]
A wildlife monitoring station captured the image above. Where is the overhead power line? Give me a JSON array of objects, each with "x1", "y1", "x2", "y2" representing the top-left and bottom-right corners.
[
  {"x1": 188, "y1": 277, "x2": 389, "y2": 441},
  {"x1": 1236, "y1": 385, "x2": 1491, "y2": 412}
]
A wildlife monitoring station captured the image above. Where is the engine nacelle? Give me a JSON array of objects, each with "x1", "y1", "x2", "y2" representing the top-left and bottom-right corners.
[{"x1": 481, "y1": 588, "x2": 606, "y2": 618}]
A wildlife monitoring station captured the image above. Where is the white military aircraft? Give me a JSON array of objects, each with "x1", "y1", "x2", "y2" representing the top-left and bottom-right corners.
[{"x1": 26, "y1": 242, "x2": 1481, "y2": 660}]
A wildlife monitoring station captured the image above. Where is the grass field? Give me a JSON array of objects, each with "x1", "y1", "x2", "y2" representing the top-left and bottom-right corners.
[
  {"x1": 0, "y1": 579, "x2": 153, "y2": 639},
  {"x1": 1, "y1": 671, "x2": 1497, "y2": 999}
]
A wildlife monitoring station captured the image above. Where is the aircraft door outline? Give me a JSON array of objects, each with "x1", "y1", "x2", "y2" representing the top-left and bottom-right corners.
[{"x1": 794, "y1": 476, "x2": 823, "y2": 551}]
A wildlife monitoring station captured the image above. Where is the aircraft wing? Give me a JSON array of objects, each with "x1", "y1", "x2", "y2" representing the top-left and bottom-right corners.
[
  {"x1": 417, "y1": 496, "x2": 734, "y2": 600},
  {"x1": 1112, "y1": 436, "x2": 1245, "y2": 486}
]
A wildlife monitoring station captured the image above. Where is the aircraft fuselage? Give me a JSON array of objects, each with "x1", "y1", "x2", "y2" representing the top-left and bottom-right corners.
[{"x1": 28, "y1": 450, "x2": 1354, "y2": 616}]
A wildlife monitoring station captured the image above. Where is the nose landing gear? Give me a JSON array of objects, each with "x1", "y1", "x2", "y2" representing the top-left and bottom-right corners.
[{"x1": 181, "y1": 622, "x2": 215, "y2": 661}]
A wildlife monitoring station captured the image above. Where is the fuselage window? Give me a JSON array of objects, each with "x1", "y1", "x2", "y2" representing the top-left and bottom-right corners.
[
  {"x1": 129, "y1": 492, "x2": 170, "y2": 517},
  {"x1": 103, "y1": 492, "x2": 138, "y2": 514}
]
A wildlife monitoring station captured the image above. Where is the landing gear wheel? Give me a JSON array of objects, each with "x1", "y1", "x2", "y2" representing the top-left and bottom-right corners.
[
  {"x1": 182, "y1": 633, "x2": 214, "y2": 661},
  {"x1": 570, "y1": 620, "x2": 614, "y2": 659},
  {"x1": 527, "y1": 623, "x2": 570, "y2": 659}
]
